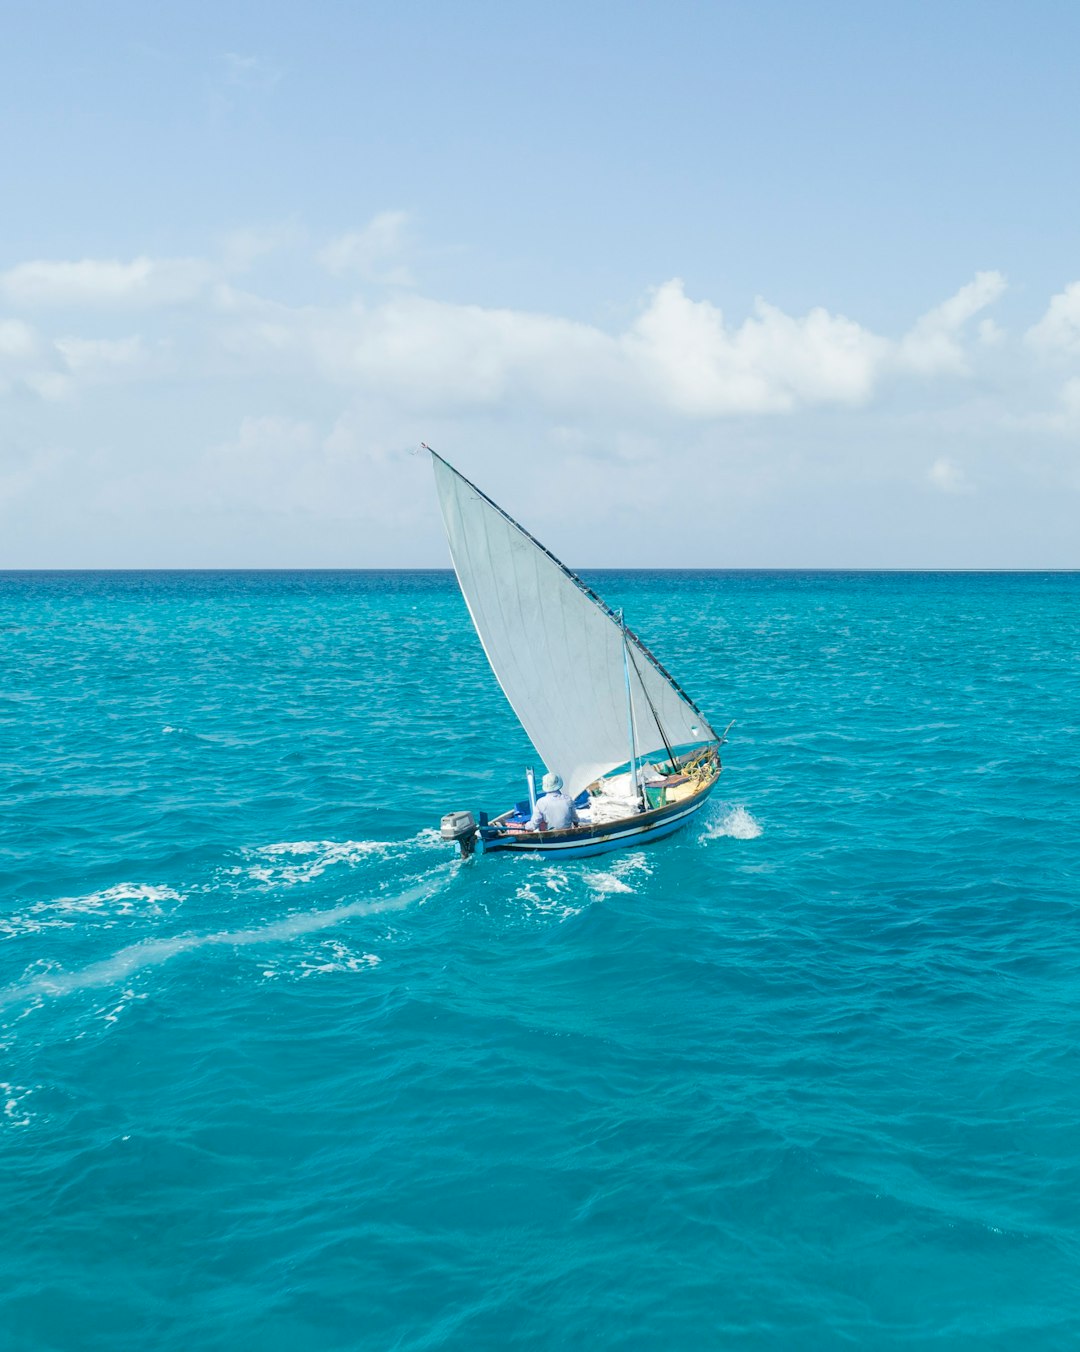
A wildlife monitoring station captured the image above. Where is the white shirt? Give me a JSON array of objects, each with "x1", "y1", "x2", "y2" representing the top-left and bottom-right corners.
[{"x1": 527, "y1": 790, "x2": 580, "y2": 831}]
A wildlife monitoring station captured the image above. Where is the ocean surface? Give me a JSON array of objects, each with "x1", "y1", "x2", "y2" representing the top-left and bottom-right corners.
[{"x1": 1, "y1": 569, "x2": 1078, "y2": 1350}]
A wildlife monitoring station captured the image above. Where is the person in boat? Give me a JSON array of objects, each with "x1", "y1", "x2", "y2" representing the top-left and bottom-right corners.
[{"x1": 527, "y1": 771, "x2": 580, "y2": 831}]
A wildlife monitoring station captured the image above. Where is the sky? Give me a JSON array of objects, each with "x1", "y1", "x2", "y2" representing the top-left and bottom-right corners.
[{"x1": 2, "y1": 0, "x2": 1079, "y2": 567}]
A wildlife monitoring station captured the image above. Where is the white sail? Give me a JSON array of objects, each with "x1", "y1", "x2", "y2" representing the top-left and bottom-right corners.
[{"x1": 431, "y1": 451, "x2": 718, "y2": 800}]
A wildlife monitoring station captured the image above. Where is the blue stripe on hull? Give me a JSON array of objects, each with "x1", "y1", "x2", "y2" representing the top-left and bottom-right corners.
[{"x1": 478, "y1": 781, "x2": 715, "y2": 859}]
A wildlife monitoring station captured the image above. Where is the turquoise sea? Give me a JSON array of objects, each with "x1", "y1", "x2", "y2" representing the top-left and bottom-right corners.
[{"x1": 1, "y1": 569, "x2": 1078, "y2": 1350}]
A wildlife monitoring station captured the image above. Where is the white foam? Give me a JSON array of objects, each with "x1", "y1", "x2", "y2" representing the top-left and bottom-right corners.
[
  {"x1": 514, "y1": 866, "x2": 582, "y2": 920},
  {"x1": 515, "y1": 888, "x2": 582, "y2": 921},
  {"x1": 259, "y1": 939, "x2": 382, "y2": 981},
  {"x1": 411, "y1": 828, "x2": 449, "y2": 850},
  {"x1": 1, "y1": 884, "x2": 183, "y2": 940},
  {"x1": 230, "y1": 829, "x2": 466, "y2": 890},
  {"x1": 298, "y1": 941, "x2": 381, "y2": 978},
  {"x1": 0, "y1": 1082, "x2": 34, "y2": 1128},
  {"x1": 0, "y1": 874, "x2": 444, "y2": 1011},
  {"x1": 260, "y1": 840, "x2": 380, "y2": 857},
  {"x1": 236, "y1": 829, "x2": 463, "y2": 885},
  {"x1": 236, "y1": 839, "x2": 393, "y2": 886},
  {"x1": 588, "y1": 871, "x2": 634, "y2": 896},
  {"x1": 514, "y1": 852, "x2": 652, "y2": 913},
  {"x1": 47, "y1": 884, "x2": 182, "y2": 916},
  {"x1": 704, "y1": 806, "x2": 763, "y2": 840},
  {"x1": 539, "y1": 866, "x2": 571, "y2": 893},
  {"x1": 587, "y1": 852, "x2": 651, "y2": 899}
]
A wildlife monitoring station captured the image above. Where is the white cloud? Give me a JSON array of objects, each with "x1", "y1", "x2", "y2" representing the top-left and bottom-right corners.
[
  {"x1": 54, "y1": 335, "x2": 147, "y2": 373},
  {"x1": 1, "y1": 236, "x2": 1076, "y2": 568},
  {"x1": 215, "y1": 286, "x2": 623, "y2": 410},
  {"x1": 217, "y1": 277, "x2": 902, "y2": 417},
  {"x1": 897, "y1": 271, "x2": 1007, "y2": 374},
  {"x1": 626, "y1": 280, "x2": 887, "y2": 414},
  {"x1": 0, "y1": 249, "x2": 1016, "y2": 424},
  {"x1": 0, "y1": 318, "x2": 46, "y2": 394},
  {"x1": 346, "y1": 294, "x2": 616, "y2": 405},
  {"x1": 0, "y1": 318, "x2": 39, "y2": 360},
  {"x1": 0, "y1": 256, "x2": 212, "y2": 308},
  {"x1": 0, "y1": 318, "x2": 152, "y2": 399},
  {"x1": 1026, "y1": 281, "x2": 1080, "y2": 356},
  {"x1": 978, "y1": 318, "x2": 1005, "y2": 346},
  {"x1": 318, "y1": 212, "x2": 415, "y2": 286},
  {"x1": 214, "y1": 269, "x2": 1022, "y2": 421},
  {"x1": 1035, "y1": 375, "x2": 1080, "y2": 432},
  {"x1": 927, "y1": 456, "x2": 972, "y2": 493}
]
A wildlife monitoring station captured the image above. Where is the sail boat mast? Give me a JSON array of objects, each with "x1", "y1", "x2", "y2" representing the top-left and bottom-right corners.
[{"x1": 620, "y1": 611, "x2": 643, "y2": 808}]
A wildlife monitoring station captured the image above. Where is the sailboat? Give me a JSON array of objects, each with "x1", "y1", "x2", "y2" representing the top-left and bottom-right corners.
[{"x1": 430, "y1": 447, "x2": 729, "y2": 859}]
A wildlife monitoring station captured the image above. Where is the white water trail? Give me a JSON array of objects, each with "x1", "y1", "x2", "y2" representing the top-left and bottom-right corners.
[{"x1": 0, "y1": 875, "x2": 443, "y2": 1011}]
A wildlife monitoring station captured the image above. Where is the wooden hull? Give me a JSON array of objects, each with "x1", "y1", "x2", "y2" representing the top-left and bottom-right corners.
[{"x1": 477, "y1": 773, "x2": 719, "y2": 859}]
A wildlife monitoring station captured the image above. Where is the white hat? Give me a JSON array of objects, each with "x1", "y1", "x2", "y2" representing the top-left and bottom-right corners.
[{"x1": 542, "y1": 771, "x2": 563, "y2": 793}]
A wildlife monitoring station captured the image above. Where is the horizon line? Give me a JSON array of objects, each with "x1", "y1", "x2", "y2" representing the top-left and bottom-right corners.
[{"x1": 2, "y1": 567, "x2": 1078, "y2": 576}]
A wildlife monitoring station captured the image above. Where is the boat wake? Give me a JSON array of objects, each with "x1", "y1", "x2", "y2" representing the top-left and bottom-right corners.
[
  {"x1": 0, "y1": 864, "x2": 450, "y2": 1015},
  {"x1": 587, "y1": 852, "x2": 652, "y2": 898},
  {"x1": 232, "y1": 839, "x2": 396, "y2": 887},
  {"x1": 1, "y1": 883, "x2": 184, "y2": 940},
  {"x1": 514, "y1": 868, "x2": 580, "y2": 921},
  {"x1": 514, "y1": 852, "x2": 653, "y2": 920},
  {"x1": 234, "y1": 831, "x2": 448, "y2": 887}
]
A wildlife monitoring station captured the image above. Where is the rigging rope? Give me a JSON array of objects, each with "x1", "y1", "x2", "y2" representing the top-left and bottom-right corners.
[{"x1": 625, "y1": 640, "x2": 679, "y2": 772}]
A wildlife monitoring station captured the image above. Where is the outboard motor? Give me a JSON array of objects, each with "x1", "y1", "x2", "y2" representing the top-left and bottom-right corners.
[{"x1": 440, "y1": 810, "x2": 478, "y2": 857}]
